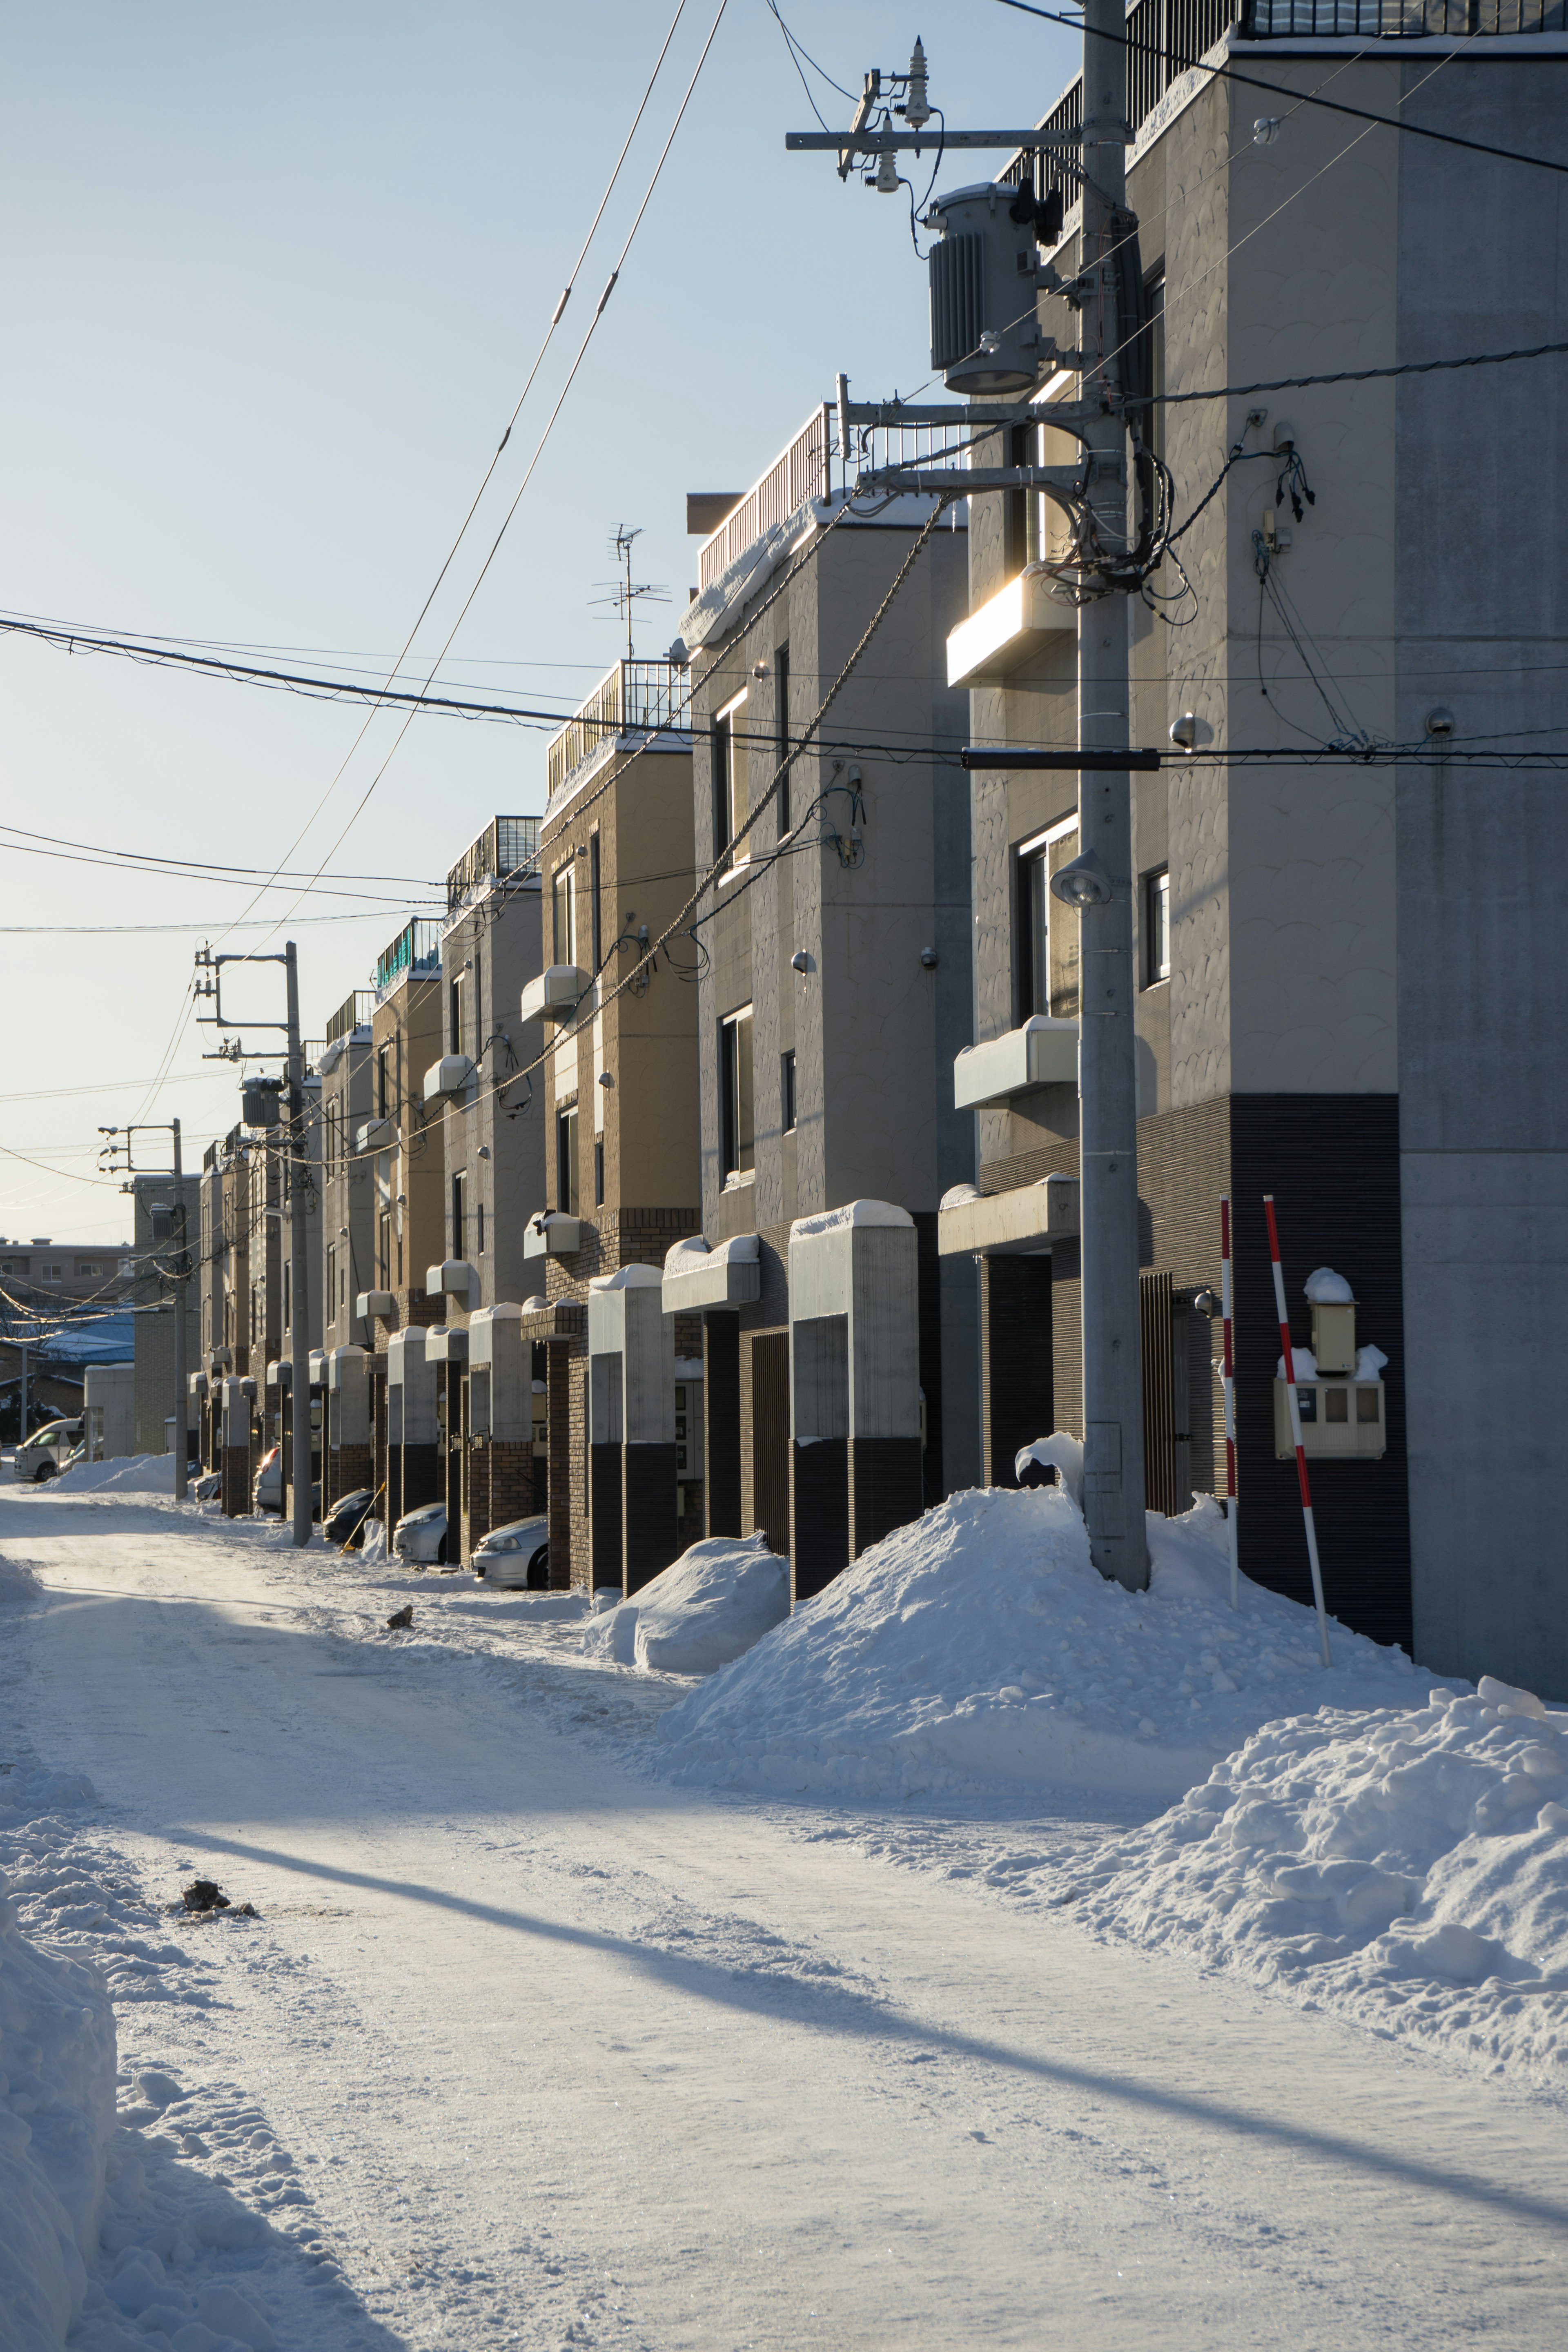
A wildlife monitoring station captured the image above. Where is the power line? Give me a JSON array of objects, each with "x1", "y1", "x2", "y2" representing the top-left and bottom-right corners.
[
  {"x1": 1145, "y1": 338, "x2": 1568, "y2": 408},
  {"x1": 990, "y1": 1, "x2": 1568, "y2": 179},
  {"x1": 0, "y1": 822, "x2": 441, "y2": 889}
]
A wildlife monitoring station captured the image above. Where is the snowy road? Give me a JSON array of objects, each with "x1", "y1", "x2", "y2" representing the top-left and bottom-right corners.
[{"x1": 5, "y1": 1491, "x2": 1567, "y2": 2349}]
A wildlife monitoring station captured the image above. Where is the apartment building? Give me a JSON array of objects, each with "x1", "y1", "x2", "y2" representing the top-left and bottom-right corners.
[
  {"x1": 532, "y1": 662, "x2": 700, "y2": 1592},
  {"x1": 0, "y1": 1240, "x2": 131, "y2": 1310},
  {"x1": 666, "y1": 414, "x2": 975, "y2": 1601},
  {"x1": 350, "y1": 917, "x2": 446, "y2": 1526},
  {"x1": 931, "y1": 6, "x2": 1567, "y2": 1687},
  {"x1": 419, "y1": 816, "x2": 547, "y2": 1561},
  {"x1": 318, "y1": 990, "x2": 376, "y2": 1358},
  {"x1": 128, "y1": 1170, "x2": 199, "y2": 1460}
]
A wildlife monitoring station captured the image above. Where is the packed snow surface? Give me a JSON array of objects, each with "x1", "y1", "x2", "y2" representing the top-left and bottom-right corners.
[
  {"x1": 585, "y1": 1535, "x2": 788, "y2": 1675},
  {"x1": 658, "y1": 1488, "x2": 1430, "y2": 1802},
  {"x1": 0, "y1": 1763, "x2": 116, "y2": 2346},
  {"x1": 1065, "y1": 1676, "x2": 1568, "y2": 2086}
]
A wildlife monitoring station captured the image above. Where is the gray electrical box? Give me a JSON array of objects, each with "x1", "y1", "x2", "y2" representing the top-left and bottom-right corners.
[{"x1": 927, "y1": 181, "x2": 1048, "y2": 394}]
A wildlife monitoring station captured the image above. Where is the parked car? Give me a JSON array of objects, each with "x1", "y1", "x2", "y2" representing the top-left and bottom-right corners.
[
  {"x1": 192, "y1": 1471, "x2": 221, "y2": 1502},
  {"x1": 323, "y1": 1488, "x2": 376, "y2": 1549},
  {"x1": 253, "y1": 1446, "x2": 283, "y2": 1513},
  {"x1": 13, "y1": 1419, "x2": 84, "y2": 1483},
  {"x1": 472, "y1": 1515, "x2": 550, "y2": 1589},
  {"x1": 393, "y1": 1501, "x2": 448, "y2": 1566}
]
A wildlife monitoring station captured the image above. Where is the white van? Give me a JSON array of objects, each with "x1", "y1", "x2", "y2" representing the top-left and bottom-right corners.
[{"x1": 14, "y1": 1419, "x2": 85, "y2": 1483}]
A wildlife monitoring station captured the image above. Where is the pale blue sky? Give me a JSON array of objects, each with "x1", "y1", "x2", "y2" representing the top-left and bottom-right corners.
[{"x1": 0, "y1": 0, "x2": 1074, "y2": 1243}]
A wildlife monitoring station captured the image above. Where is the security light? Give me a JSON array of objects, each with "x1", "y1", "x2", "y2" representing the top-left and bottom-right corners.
[{"x1": 1049, "y1": 850, "x2": 1114, "y2": 909}]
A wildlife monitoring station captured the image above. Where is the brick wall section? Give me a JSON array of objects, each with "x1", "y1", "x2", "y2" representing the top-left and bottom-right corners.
[
  {"x1": 221, "y1": 1447, "x2": 249, "y2": 1517},
  {"x1": 484, "y1": 1441, "x2": 539, "y2": 1536},
  {"x1": 333, "y1": 1444, "x2": 373, "y2": 1507}
]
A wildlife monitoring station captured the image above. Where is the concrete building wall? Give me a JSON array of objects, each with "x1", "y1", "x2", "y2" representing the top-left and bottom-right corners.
[{"x1": 437, "y1": 878, "x2": 545, "y2": 1315}]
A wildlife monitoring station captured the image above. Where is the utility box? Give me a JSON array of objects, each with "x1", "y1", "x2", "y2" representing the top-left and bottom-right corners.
[
  {"x1": 1274, "y1": 1378, "x2": 1385, "y2": 1461},
  {"x1": 83, "y1": 1361, "x2": 136, "y2": 1461},
  {"x1": 1310, "y1": 1297, "x2": 1358, "y2": 1374}
]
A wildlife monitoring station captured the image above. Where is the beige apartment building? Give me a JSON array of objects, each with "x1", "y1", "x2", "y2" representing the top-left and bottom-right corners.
[{"x1": 530, "y1": 661, "x2": 701, "y2": 1591}]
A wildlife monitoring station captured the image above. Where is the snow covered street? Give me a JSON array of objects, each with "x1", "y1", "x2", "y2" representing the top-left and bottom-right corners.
[{"x1": 4, "y1": 1490, "x2": 1567, "y2": 2350}]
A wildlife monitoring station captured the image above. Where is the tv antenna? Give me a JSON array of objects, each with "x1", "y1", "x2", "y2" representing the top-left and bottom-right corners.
[{"x1": 592, "y1": 525, "x2": 668, "y2": 661}]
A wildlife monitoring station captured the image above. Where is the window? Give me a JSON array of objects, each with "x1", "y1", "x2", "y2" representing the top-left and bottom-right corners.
[
  {"x1": 283, "y1": 1261, "x2": 291, "y2": 1328},
  {"x1": 588, "y1": 831, "x2": 602, "y2": 972},
  {"x1": 781, "y1": 1049, "x2": 796, "y2": 1134},
  {"x1": 477, "y1": 1199, "x2": 486, "y2": 1257},
  {"x1": 452, "y1": 1169, "x2": 467, "y2": 1261},
  {"x1": 557, "y1": 1105, "x2": 580, "y2": 1216},
  {"x1": 1015, "y1": 818, "x2": 1080, "y2": 1020},
  {"x1": 720, "y1": 1008, "x2": 755, "y2": 1180},
  {"x1": 326, "y1": 1243, "x2": 337, "y2": 1320},
  {"x1": 552, "y1": 862, "x2": 577, "y2": 967},
  {"x1": 379, "y1": 1210, "x2": 391, "y2": 1290},
  {"x1": 376, "y1": 1045, "x2": 392, "y2": 1121},
  {"x1": 1007, "y1": 423, "x2": 1045, "y2": 571},
  {"x1": 775, "y1": 646, "x2": 791, "y2": 836},
  {"x1": 76, "y1": 1260, "x2": 101, "y2": 1276},
  {"x1": 1145, "y1": 273, "x2": 1166, "y2": 474},
  {"x1": 449, "y1": 974, "x2": 465, "y2": 1058},
  {"x1": 594, "y1": 1138, "x2": 605, "y2": 1206},
  {"x1": 44, "y1": 1262, "x2": 63, "y2": 1282},
  {"x1": 713, "y1": 690, "x2": 747, "y2": 863},
  {"x1": 474, "y1": 944, "x2": 483, "y2": 1053},
  {"x1": 1143, "y1": 866, "x2": 1171, "y2": 987}
]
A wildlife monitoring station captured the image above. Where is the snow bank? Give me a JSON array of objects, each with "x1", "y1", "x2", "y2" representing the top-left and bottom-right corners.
[
  {"x1": 1066, "y1": 1679, "x2": 1568, "y2": 2085},
  {"x1": 49, "y1": 1455, "x2": 176, "y2": 1498},
  {"x1": 586, "y1": 1537, "x2": 789, "y2": 1675},
  {"x1": 657, "y1": 1489, "x2": 1429, "y2": 1802},
  {"x1": 0, "y1": 1768, "x2": 117, "y2": 2345}
]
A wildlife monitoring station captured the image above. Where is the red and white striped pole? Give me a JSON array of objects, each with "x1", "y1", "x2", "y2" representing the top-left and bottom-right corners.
[
  {"x1": 1263, "y1": 1194, "x2": 1331, "y2": 1666},
  {"x1": 1220, "y1": 1196, "x2": 1240, "y2": 1611}
]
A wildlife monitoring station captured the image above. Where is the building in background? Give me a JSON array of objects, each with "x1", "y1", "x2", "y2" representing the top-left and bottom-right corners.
[
  {"x1": 423, "y1": 815, "x2": 546, "y2": 1561},
  {"x1": 129, "y1": 1170, "x2": 199, "y2": 1460},
  {"x1": 670, "y1": 410, "x2": 975, "y2": 1604},
  {"x1": 535, "y1": 661, "x2": 700, "y2": 1592}
]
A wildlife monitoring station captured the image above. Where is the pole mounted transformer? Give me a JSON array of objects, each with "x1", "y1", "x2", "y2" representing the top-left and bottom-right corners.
[{"x1": 787, "y1": 17, "x2": 1151, "y2": 1589}]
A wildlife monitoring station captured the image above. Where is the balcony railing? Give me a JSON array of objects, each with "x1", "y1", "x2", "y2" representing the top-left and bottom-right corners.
[
  {"x1": 695, "y1": 404, "x2": 978, "y2": 594},
  {"x1": 325, "y1": 989, "x2": 375, "y2": 1045},
  {"x1": 545, "y1": 662, "x2": 691, "y2": 800},
  {"x1": 374, "y1": 918, "x2": 443, "y2": 995},
  {"x1": 445, "y1": 815, "x2": 541, "y2": 913}
]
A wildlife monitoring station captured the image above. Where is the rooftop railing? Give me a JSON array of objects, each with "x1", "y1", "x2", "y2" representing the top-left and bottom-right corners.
[
  {"x1": 325, "y1": 989, "x2": 375, "y2": 1045},
  {"x1": 445, "y1": 815, "x2": 541, "y2": 912},
  {"x1": 545, "y1": 662, "x2": 691, "y2": 801},
  {"x1": 374, "y1": 918, "x2": 443, "y2": 996},
  {"x1": 1001, "y1": 0, "x2": 1558, "y2": 188}
]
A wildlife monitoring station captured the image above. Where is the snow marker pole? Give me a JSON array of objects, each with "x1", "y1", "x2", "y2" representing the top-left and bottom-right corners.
[
  {"x1": 1220, "y1": 1196, "x2": 1239, "y2": 1612},
  {"x1": 1263, "y1": 1194, "x2": 1331, "y2": 1666}
]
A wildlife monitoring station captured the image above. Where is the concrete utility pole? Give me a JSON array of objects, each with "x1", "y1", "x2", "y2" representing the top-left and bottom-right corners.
[
  {"x1": 171, "y1": 1117, "x2": 188, "y2": 1502},
  {"x1": 1065, "y1": 0, "x2": 1149, "y2": 1590},
  {"x1": 285, "y1": 942, "x2": 312, "y2": 1550}
]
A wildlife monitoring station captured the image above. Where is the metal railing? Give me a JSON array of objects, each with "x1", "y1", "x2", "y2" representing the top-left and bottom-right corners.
[
  {"x1": 545, "y1": 662, "x2": 691, "y2": 800},
  {"x1": 697, "y1": 407, "x2": 833, "y2": 594},
  {"x1": 325, "y1": 989, "x2": 375, "y2": 1045},
  {"x1": 374, "y1": 918, "x2": 442, "y2": 995},
  {"x1": 445, "y1": 815, "x2": 541, "y2": 913}
]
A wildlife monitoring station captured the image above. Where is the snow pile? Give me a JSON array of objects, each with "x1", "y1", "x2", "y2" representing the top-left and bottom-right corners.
[
  {"x1": 49, "y1": 1455, "x2": 177, "y2": 1498},
  {"x1": 586, "y1": 1536, "x2": 790, "y2": 1675},
  {"x1": 0, "y1": 1773, "x2": 118, "y2": 2345},
  {"x1": 1065, "y1": 1677, "x2": 1568, "y2": 2085},
  {"x1": 1304, "y1": 1266, "x2": 1354, "y2": 1303},
  {"x1": 359, "y1": 1518, "x2": 387, "y2": 1564},
  {"x1": 658, "y1": 1489, "x2": 1429, "y2": 1802}
]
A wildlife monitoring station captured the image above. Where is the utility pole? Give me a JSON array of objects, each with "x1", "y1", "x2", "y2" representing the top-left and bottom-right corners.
[
  {"x1": 192, "y1": 937, "x2": 313, "y2": 1546},
  {"x1": 285, "y1": 942, "x2": 311, "y2": 1550},
  {"x1": 171, "y1": 1118, "x2": 189, "y2": 1501},
  {"x1": 1067, "y1": 0, "x2": 1148, "y2": 1590},
  {"x1": 785, "y1": 20, "x2": 1150, "y2": 1587}
]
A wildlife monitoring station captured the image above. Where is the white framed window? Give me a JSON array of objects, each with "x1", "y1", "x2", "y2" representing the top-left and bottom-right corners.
[
  {"x1": 1014, "y1": 811, "x2": 1080, "y2": 1021},
  {"x1": 713, "y1": 688, "x2": 748, "y2": 867},
  {"x1": 1143, "y1": 866, "x2": 1171, "y2": 987},
  {"x1": 552, "y1": 861, "x2": 577, "y2": 967},
  {"x1": 719, "y1": 1006, "x2": 755, "y2": 1180}
]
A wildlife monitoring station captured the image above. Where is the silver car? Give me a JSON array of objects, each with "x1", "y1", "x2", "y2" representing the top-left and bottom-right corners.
[
  {"x1": 472, "y1": 1514, "x2": 550, "y2": 1589},
  {"x1": 393, "y1": 1501, "x2": 448, "y2": 1566},
  {"x1": 13, "y1": 1419, "x2": 84, "y2": 1483}
]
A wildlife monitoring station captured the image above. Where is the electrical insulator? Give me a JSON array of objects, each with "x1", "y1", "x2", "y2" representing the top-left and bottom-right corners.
[{"x1": 904, "y1": 37, "x2": 931, "y2": 130}]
